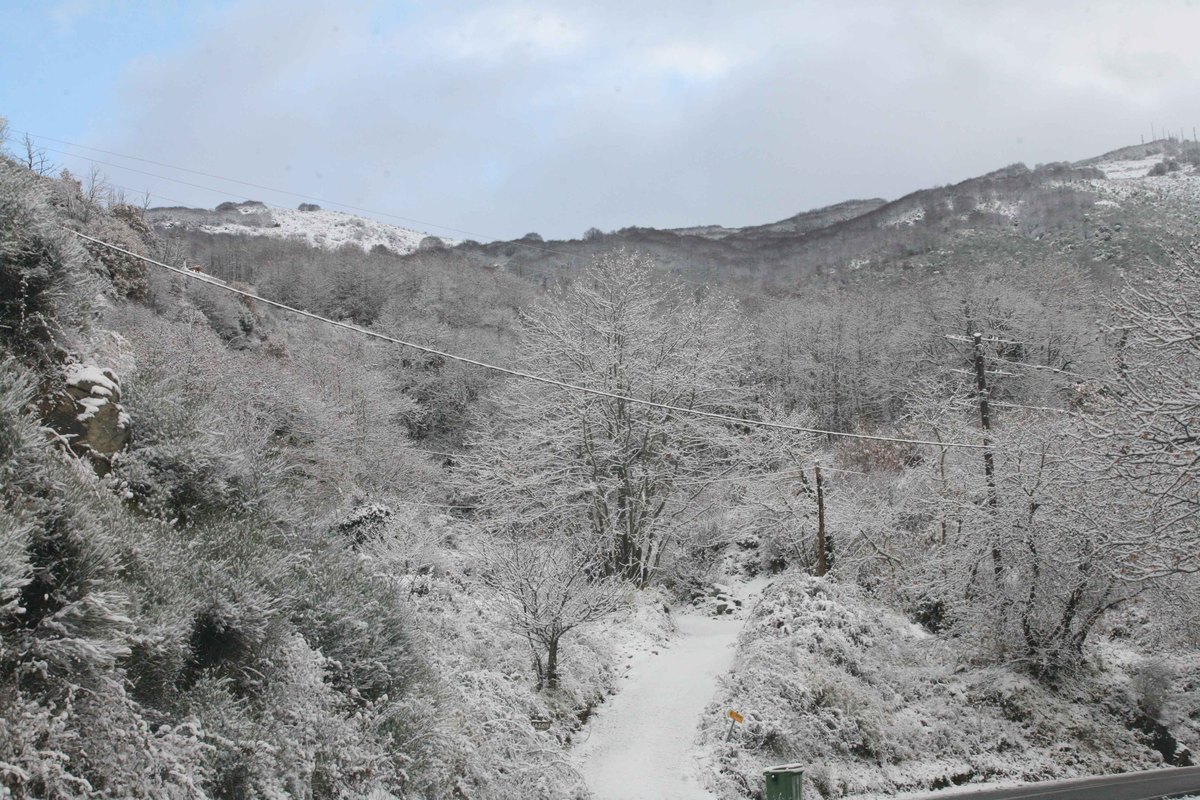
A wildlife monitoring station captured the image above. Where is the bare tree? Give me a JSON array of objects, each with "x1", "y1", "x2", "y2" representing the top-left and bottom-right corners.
[
  {"x1": 479, "y1": 534, "x2": 628, "y2": 690},
  {"x1": 85, "y1": 165, "x2": 107, "y2": 206},
  {"x1": 21, "y1": 134, "x2": 52, "y2": 176},
  {"x1": 464, "y1": 250, "x2": 752, "y2": 585},
  {"x1": 1093, "y1": 247, "x2": 1200, "y2": 578}
]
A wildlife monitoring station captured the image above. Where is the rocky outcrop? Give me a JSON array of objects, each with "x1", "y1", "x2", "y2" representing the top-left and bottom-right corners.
[
  {"x1": 40, "y1": 364, "x2": 131, "y2": 473},
  {"x1": 690, "y1": 582, "x2": 744, "y2": 616}
]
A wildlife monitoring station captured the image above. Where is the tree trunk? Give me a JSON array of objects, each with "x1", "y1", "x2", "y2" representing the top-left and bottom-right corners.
[
  {"x1": 530, "y1": 637, "x2": 546, "y2": 690},
  {"x1": 545, "y1": 636, "x2": 560, "y2": 690}
]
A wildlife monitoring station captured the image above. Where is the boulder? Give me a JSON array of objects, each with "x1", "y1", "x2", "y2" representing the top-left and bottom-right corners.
[{"x1": 40, "y1": 365, "x2": 131, "y2": 474}]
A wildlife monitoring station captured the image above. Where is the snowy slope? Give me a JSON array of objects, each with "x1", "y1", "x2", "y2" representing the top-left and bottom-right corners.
[
  {"x1": 1093, "y1": 154, "x2": 1166, "y2": 179},
  {"x1": 697, "y1": 575, "x2": 1186, "y2": 800},
  {"x1": 150, "y1": 202, "x2": 449, "y2": 254},
  {"x1": 576, "y1": 580, "x2": 769, "y2": 800},
  {"x1": 1085, "y1": 154, "x2": 1200, "y2": 207}
]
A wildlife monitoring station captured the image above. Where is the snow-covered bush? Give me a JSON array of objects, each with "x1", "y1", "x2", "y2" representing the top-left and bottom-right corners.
[
  {"x1": 0, "y1": 158, "x2": 95, "y2": 368},
  {"x1": 0, "y1": 163, "x2": 440, "y2": 798},
  {"x1": 698, "y1": 574, "x2": 1177, "y2": 799}
]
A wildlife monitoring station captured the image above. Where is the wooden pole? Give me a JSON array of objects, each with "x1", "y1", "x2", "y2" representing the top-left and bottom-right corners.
[
  {"x1": 815, "y1": 463, "x2": 827, "y2": 577},
  {"x1": 971, "y1": 332, "x2": 997, "y2": 511},
  {"x1": 971, "y1": 332, "x2": 1003, "y2": 592}
]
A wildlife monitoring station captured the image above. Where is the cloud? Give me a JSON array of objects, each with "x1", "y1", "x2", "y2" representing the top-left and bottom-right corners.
[
  {"x1": 443, "y1": 6, "x2": 585, "y2": 60},
  {"x1": 640, "y1": 43, "x2": 738, "y2": 80},
  {"x1": 72, "y1": 0, "x2": 1200, "y2": 240}
]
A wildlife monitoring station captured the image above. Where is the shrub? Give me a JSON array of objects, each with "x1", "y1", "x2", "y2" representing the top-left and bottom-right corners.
[
  {"x1": 0, "y1": 159, "x2": 86, "y2": 366},
  {"x1": 1147, "y1": 160, "x2": 1180, "y2": 176},
  {"x1": 1133, "y1": 658, "x2": 1177, "y2": 721}
]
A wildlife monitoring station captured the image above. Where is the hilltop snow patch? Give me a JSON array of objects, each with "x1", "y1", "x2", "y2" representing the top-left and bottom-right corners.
[{"x1": 151, "y1": 202, "x2": 449, "y2": 254}]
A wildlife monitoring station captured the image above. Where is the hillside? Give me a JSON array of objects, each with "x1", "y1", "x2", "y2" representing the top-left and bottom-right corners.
[
  {"x1": 4, "y1": 130, "x2": 1200, "y2": 800},
  {"x1": 372, "y1": 139, "x2": 1199, "y2": 292},
  {"x1": 148, "y1": 200, "x2": 445, "y2": 255},
  {"x1": 144, "y1": 139, "x2": 1200, "y2": 299}
]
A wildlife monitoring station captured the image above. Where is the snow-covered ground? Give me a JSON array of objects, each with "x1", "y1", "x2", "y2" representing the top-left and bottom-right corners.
[
  {"x1": 152, "y1": 203, "x2": 447, "y2": 254},
  {"x1": 576, "y1": 580, "x2": 769, "y2": 800},
  {"x1": 1093, "y1": 155, "x2": 1165, "y2": 179},
  {"x1": 882, "y1": 206, "x2": 925, "y2": 227},
  {"x1": 694, "y1": 574, "x2": 1191, "y2": 800},
  {"x1": 202, "y1": 206, "x2": 435, "y2": 253},
  {"x1": 973, "y1": 198, "x2": 1020, "y2": 218},
  {"x1": 1086, "y1": 166, "x2": 1200, "y2": 209}
]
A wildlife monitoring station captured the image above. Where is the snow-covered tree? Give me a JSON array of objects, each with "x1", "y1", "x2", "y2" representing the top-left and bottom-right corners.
[
  {"x1": 464, "y1": 250, "x2": 751, "y2": 585},
  {"x1": 1094, "y1": 247, "x2": 1200, "y2": 578},
  {"x1": 479, "y1": 533, "x2": 627, "y2": 689}
]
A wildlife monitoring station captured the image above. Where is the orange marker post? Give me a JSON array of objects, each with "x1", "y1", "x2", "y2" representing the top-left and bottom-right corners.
[{"x1": 726, "y1": 709, "x2": 744, "y2": 741}]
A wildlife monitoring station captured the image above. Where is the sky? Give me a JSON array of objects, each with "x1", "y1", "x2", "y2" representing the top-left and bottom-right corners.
[{"x1": 3, "y1": 0, "x2": 1200, "y2": 241}]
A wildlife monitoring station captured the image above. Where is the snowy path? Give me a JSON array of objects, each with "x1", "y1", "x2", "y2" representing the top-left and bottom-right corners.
[{"x1": 577, "y1": 582, "x2": 766, "y2": 800}]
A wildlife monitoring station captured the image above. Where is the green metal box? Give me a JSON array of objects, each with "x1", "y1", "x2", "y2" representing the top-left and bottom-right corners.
[{"x1": 763, "y1": 764, "x2": 803, "y2": 800}]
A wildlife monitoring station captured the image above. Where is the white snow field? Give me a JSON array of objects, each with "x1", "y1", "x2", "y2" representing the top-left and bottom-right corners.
[
  {"x1": 151, "y1": 202, "x2": 451, "y2": 254},
  {"x1": 199, "y1": 206, "x2": 435, "y2": 253},
  {"x1": 577, "y1": 581, "x2": 767, "y2": 800}
]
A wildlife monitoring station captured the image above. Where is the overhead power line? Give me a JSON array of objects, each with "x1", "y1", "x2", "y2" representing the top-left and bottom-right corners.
[
  {"x1": 23, "y1": 129, "x2": 777, "y2": 305},
  {"x1": 952, "y1": 398, "x2": 1078, "y2": 416},
  {"x1": 36, "y1": 140, "x2": 606, "y2": 273},
  {"x1": 62, "y1": 227, "x2": 995, "y2": 452},
  {"x1": 985, "y1": 356, "x2": 1100, "y2": 381},
  {"x1": 944, "y1": 333, "x2": 1027, "y2": 346},
  {"x1": 671, "y1": 463, "x2": 866, "y2": 488},
  {"x1": 26, "y1": 132, "x2": 478, "y2": 239}
]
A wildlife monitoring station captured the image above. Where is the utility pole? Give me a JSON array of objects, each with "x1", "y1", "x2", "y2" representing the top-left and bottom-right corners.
[
  {"x1": 815, "y1": 462, "x2": 827, "y2": 577},
  {"x1": 971, "y1": 331, "x2": 1003, "y2": 594},
  {"x1": 971, "y1": 331, "x2": 998, "y2": 511}
]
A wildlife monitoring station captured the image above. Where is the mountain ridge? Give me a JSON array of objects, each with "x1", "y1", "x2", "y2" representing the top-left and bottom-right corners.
[{"x1": 148, "y1": 137, "x2": 1200, "y2": 292}]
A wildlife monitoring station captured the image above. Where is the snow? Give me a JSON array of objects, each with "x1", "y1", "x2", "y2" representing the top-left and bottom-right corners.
[
  {"x1": 76, "y1": 395, "x2": 108, "y2": 422},
  {"x1": 695, "y1": 574, "x2": 1185, "y2": 800},
  {"x1": 64, "y1": 365, "x2": 121, "y2": 421},
  {"x1": 974, "y1": 198, "x2": 1020, "y2": 218},
  {"x1": 882, "y1": 207, "x2": 925, "y2": 228},
  {"x1": 65, "y1": 365, "x2": 118, "y2": 394},
  {"x1": 161, "y1": 206, "x2": 450, "y2": 255},
  {"x1": 576, "y1": 580, "x2": 768, "y2": 800},
  {"x1": 1094, "y1": 155, "x2": 1164, "y2": 180},
  {"x1": 1085, "y1": 169, "x2": 1200, "y2": 209}
]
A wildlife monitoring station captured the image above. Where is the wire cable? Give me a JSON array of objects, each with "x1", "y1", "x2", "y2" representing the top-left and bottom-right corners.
[
  {"x1": 62, "y1": 227, "x2": 995, "y2": 451},
  {"x1": 30, "y1": 133, "x2": 777, "y2": 304},
  {"x1": 27, "y1": 132, "x2": 476, "y2": 238},
  {"x1": 25, "y1": 131, "x2": 783, "y2": 303}
]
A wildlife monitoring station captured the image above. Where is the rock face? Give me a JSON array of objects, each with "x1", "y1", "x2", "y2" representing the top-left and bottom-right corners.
[
  {"x1": 691, "y1": 581, "x2": 744, "y2": 616},
  {"x1": 40, "y1": 365, "x2": 131, "y2": 473}
]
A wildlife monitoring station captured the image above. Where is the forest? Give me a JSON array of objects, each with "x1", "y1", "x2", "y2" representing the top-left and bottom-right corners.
[{"x1": 2, "y1": 120, "x2": 1199, "y2": 799}]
